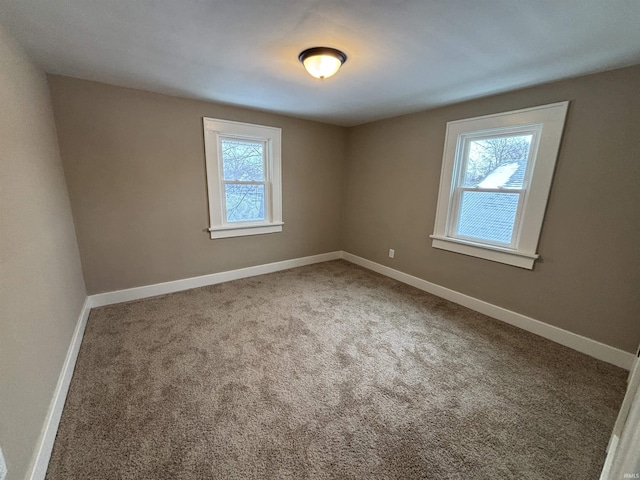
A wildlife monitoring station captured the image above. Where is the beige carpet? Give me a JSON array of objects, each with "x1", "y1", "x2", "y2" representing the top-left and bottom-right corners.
[{"x1": 47, "y1": 260, "x2": 626, "y2": 479}]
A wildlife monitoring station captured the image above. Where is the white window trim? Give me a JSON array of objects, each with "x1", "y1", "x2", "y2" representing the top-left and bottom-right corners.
[
  {"x1": 203, "y1": 118, "x2": 283, "y2": 239},
  {"x1": 431, "y1": 102, "x2": 569, "y2": 269}
]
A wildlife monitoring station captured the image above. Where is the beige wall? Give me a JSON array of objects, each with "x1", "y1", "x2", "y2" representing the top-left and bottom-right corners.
[
  {"x1": 48, "y1": 76, "x2": 346, "y2": 295},
  {"x1": 46, "y1": 68, "x2": 639, "y2": 355},
  {"x1": 343, "y1": 65, "x2": 640, "y2": 354},
  {"x1": 0, "y1": 26, "x2": 86, "y2": 480}
]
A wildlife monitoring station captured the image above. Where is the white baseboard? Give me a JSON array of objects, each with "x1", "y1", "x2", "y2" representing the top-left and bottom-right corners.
[
  {"x1": 27, "y1": 297, "x2": 92, "y2": 480},
  {"x1": 87, "y1": 248, "x2": 634, "y2": 369},
  {"x1": 341, "y1": 251, "x2": 635, "y2": 370},
  {"x1": 90, "y1": 251, "x2": 342, "y2": 307}
]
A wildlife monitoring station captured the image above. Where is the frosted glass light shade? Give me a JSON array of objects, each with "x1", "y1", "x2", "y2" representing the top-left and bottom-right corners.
[{"x1": 298, "y1": 47, "x2": 347, "y2": 79}]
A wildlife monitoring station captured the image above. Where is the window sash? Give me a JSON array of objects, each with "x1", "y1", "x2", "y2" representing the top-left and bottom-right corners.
[
  {"x1": 219, "y1": 136, "x2": 267, "y2": 182},
  {"x1": 449, "y1": 187, "x2": 526, "y2": 249},
  {"x1": 222, "y1": 180, "x2": 269, "y2": 224},
  {"x1": 446, "y1": 127, "x2": 540, "y2": 250},
  {"x1": 217, "y1": 135, "x2": 271, "y2": 226}
]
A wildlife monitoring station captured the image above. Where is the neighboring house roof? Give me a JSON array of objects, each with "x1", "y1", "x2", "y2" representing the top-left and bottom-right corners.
[
  {"x1": 504, "y1": 161, "x2": 527, "y2": 188},
  {"x1": 478, "y1": 163, "x2": 519, "y2": 188},
  {"x1": 458, "y1": 191, "x2": 518, "y2": 244},
  {"x1": 477, "y1": 160, "x2": 527, "y2": 189}
]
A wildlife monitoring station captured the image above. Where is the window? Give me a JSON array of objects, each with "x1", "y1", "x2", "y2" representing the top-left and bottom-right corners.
[
  {"x1": 203, "y1": 118, "x2": 283, "y2": 239},
  {"x1": 431, "y1": 102, "x2": 568, "y2": 269}
]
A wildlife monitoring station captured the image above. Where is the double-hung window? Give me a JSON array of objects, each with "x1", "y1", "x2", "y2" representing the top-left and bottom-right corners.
[
  {"x1": 203, "y1": 118, "x2": 283, "y2": 239},
  {"x1": 431, "y1": 102, "x2": 568, "y2": 269}
]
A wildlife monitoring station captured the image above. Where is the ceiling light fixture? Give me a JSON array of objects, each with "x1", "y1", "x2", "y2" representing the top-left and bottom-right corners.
[{"x1": 298, "y1": 47, "x2": 347, "y2": 79}]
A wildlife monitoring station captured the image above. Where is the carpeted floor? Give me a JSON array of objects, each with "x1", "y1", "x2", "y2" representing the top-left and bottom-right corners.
[{"x1": 47, "y1": 260, "x2": 627, "y2": 479}]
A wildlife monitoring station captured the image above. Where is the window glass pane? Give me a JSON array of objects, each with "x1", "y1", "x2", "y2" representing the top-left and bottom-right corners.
[
  {"x1": 456, "y1": 191, "x2": 520, "y2": 244},
  {"x1": 225, "y1": 184, "x2": 265, "y2": 222},
  {"x1": 463, "y1": 135, "x2": 532, "y2": 188},
  {"x1": 221, "y1": 139, "x2": 265, "y2": 181}
]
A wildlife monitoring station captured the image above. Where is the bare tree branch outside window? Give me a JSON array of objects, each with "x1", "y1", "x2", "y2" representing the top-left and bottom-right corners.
[{"x1": 465, "y1": 136, "x2": 532, "y2": 186}]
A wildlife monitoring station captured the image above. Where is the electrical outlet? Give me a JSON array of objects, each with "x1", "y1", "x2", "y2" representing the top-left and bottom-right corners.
[
  {"x1": 388, "y1": 249, "x2": 395, "y2": 259},
  {"x1": 0, "y1": 446, "x2": 7, "y2": 480}
]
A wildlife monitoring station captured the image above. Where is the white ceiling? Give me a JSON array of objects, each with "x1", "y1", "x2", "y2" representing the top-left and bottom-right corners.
[{"x1": 1, "y1": 0, "x2": 640, "y2": 126}]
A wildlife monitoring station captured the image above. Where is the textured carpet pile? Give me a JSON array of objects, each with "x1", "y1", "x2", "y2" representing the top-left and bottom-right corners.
[{"x1": 47, "y1": 260, "x2": 626, "y2": 479}]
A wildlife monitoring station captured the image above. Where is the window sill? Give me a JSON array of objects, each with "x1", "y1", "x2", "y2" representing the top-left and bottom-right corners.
[
  {"x1": 209, "y1": 222, "x2": 284, "y2": 239},
  {"x1": 430, "y1": 235, "x2": 538, "y2": 269}
]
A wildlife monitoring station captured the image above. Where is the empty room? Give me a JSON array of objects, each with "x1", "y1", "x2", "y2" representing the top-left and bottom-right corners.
[{"x1": 1, "y1": 1, "x2": 640, "y2": 479}]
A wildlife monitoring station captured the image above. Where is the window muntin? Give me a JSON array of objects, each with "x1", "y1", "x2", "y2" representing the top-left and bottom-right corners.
[
  {"x1": 431, "y1": 102, "x2": 568, "y2": 269},
  {"x1": 203, "y1": 118, "x2": 282, "y2": 239}
]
